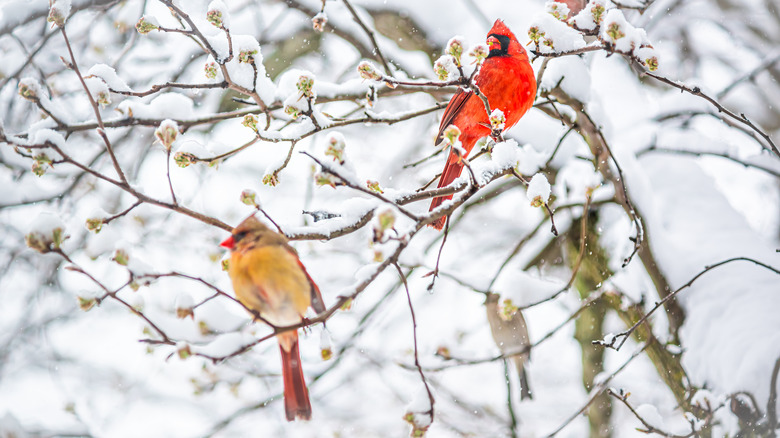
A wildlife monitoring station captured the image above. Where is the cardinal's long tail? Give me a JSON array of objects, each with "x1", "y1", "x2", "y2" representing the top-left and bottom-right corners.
[
  {"x1": 279, "y1": 333, "x2": 312, "y2": 421},
  {"x1": 428, "y1": 149, "x2": 469, "y2": 230}
]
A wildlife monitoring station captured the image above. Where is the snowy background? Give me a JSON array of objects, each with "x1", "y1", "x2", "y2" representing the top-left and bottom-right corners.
[{"x1": 0, "y1": 0, "x2": 779, "y2": 437}]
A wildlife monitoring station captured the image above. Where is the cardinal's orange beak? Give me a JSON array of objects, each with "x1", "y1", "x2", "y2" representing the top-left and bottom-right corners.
[
  {"x1": 487, "y1": 36, "x2": 500, "y2": 51},
  {"x1": 220, "y1": 235, "x2": 235, "y2": 249}
]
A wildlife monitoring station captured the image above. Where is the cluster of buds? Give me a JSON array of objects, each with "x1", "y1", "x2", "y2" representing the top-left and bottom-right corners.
[
  {"x1": 154, "y1": 119, "x2": 179, "y2": 150},
  {"x1": 324, "y1": 134, "x2": 346, "y2": 164},
  {"x1": 446, "y1": 37, "x2": 464, "y2": 67},
  {"x1": 435, "y1": 346, "x2": 451, "y2": 360},
  {"x1": 240, "y1": 189, "x2": 257, "y2": 206},
  {"x1": 357, "y1": 61, "x2": 382, "y2": 81},
  {"x1": 25, "y1": 222, "x2": 66, "y2": 253},
  {"x1": 95, "y1": 89, "x2": 110, "y2": 107},
  {"x1": 314, "y1": 170, "x2": 337, "y2": 188},
  {"x1": 372, "y1": 207, "x2": 396, "y2": 243},
  {"x1": 499, "y1": 297, "x2": 519, "y2": 321},
  {"x1": 175, "y1": 293, "x2": 195, "y2": 319},
  {"x1": 402, "y1": 410, "x2": 432, "y2": 438},
  {"x1": 527, "y1": 26, "x2": 544, "y2": 45},
  {"x1": 242, "y1": 114, "x2": 259, "y2": 131},
  {"x1": 262, "y1": 172, "x2": 279, "y2": 187},
  {"x1": 469, "y1": 44, "x2": 488, "y2": 66},
  {"x1": 489, "y1": 109, "x2": 506, "y2": 133},
  {"x1": 590, "y1": 2, "x2": 606, "y2": 25},
  {"x1": 78, "y1": 295, "x2": 98, "y2": 311},
  {"x1": 441, "y1": 124, "x2": 461, "y2": 148},
  {"x1": 47, "y1": 0, "x2": 70, "y2": 28},
  {"x1": 135, "y1": 16, "x2": 159, "y2": 35},
  {"x1": 284, "y1": 105, "x2": 301, "y2": 119},
  {"x1": 238, "y1": 48, "x2": 257, "y2": 64},
  {"x1": 296, "y1": 74, "x2": 315, "y2": 100},
  {"x1": 605, "y1": 22, "x2": 625, "y2": 42},
  {"x1": 204, "y1": 61, "x2": 218, "y2": 79},
  {"x1": 643, "y1": 54, "x2": 659, "y2": 71},
  {"x1": 18, "y1": 79, "x2": 40, "y2": 101},
  {"x1": 547, "y1": 1, "x2": 570, "y2": 21},
  {"x1": 312, "y1": 12, "x2": 327, "y2": 32},
  {"x1": 320, "y1": 329, "x2": 333, "y2": 361},
  {"x1": 112, "y1": 248, "x2": 129, "y2": 266},
  {"x1": 527, "y1": 173, "x2": 551, "y2": 208},
  {"x1": 177, "y1": 342, "x2": 192, "y2": 360},
  {"x1": 433, "y1": 56, "x2": 454, "y2": 81},
  {"x1": 366, "y1": 180, "x2": 383, "y2": 194},
  {"x1": 31, "y1": 153, "x2": 52, "y2": 177},
  {"x1": 206, "y1": 8, "x2": 224, "y2": 28},
  {"x1": 85, "y1": 217, "x2": 104, "y2": 233},
  {"x1": 173, "y1": 151, "x2": 196, "y2": 168}
]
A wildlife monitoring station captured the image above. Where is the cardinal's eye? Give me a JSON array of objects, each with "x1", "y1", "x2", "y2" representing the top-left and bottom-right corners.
[{"x1": 233, "y1": 231, "x2": 247, "y2": 242}]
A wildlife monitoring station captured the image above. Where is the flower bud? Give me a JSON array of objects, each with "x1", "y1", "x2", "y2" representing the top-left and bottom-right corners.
[
  {"x1": 499, "y1": 297, "x2": 519, "y2": 321},
  {"x1": 25, "y1": 213, "x2": 66, "y2": 253},
  {"x1": 154, "y1": 119, "x2": 179, "y2": 150},
  {"x1": 312, "y1": 12, "x2": 327, "y2": 32},
  {"x1": 240, "y1": 189, "x2": 257, "y2": 206},
  {"x1": 238, "y1": 49, "x2": 257, "y2": 64},
  {"x1": 435, "y1": 346, "x2": 451, "y2": 360},
  {"x1": 136, "y1": 16, "x2": 159, "y2": 35},
  {"x1": 366, "y1": 180, "x2": 383, "y2": 194},
  {"x1": 78, "y1": 296, "x2": 97, "y2": 311},
  {"x1": 177, "y1": 342, "x2": 192, "y2": 359},
  {"x1": 442, "y1": 125, "x2": 461, "y2": 146},
  {"x1": 204, "y1": 61, "x2": 218, "y2": 79},
  {"x1": 489, "y1": 109, "x2": 506, "y2": 132},
  {"x1": 546, "y1": 2, "x2": 570, "y2": 20},
  {"x1": 296, "y1": 74, "x2": 315, "y2": 99},
  {"x1": 446, "y1": 37, "x2": 465, "y2": 67},
  {"x1": 325, "y1": 133, "x2": 346, "y2": 163},
  {"x1": 526, "y1": 173, "x2": 551, "y2": 208},
  {"x1": 85, "y1": 217, "x2": 103, "y2": 233},
  {"x1": 175, "y1": 293, "x2": 195, "y2": 319},
  {"x1": 18, "y1": 79, "x2": 40, "y2": 101},
  {"x1": 591, "y1": 4, "x2": 606, "y2": 25},
  {"x1": 528, "y1": 26, "x2": 544, "y2": 45},
  {"x1": 206, "y1": 9, "x2": 224, "y2": 28},
  {"x1": 112, "y1": 248, "x2": 129, "y2": 266},
  {"x1": 47, "y1": 0, "x2": 70, "y2": 28},
  {"x1": 372, "y1": 207, "x2": 395, "y2": 242},
  {"x1": 173, "y1": 152, "x2": 196, "y2": 168},
  {"x1": 433, "y1": 55, "x2": 454, "y2": 81},
  {"x1": 357, "y1": 61, "x2": 382, "y2": 81},
  {"x1": 262, "y1": 173, "x2": 279, "y2": 186},
  {"x1": 469, "y1": 44, "x2": 487, "y2": 65},
  {"x1": 320, "y1": 329, "x2": 333, "y2": 361},
  {"x1": 644, "y1": 56, "x2": 659, "y2": 71},
  {"x1": 606, "y1": 22, "x2": 625, "y2": 42},
  {"x1": 314, "y1": 171, "x2": 336, "y2": 188},
  {"x1": 284, "y1": 105, "x2": 301, "y2": 119}
]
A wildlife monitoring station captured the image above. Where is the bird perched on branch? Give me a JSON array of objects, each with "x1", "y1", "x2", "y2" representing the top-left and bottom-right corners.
[
  {"x1": 429, "y1": 19, "x2": 536, "y2": 230},
  {"x1": 486, "y1": 292, "x2": 533, "y2": 400},
  {"x1": 220, "y1": 215, "x2": 326, "y2": 421}
]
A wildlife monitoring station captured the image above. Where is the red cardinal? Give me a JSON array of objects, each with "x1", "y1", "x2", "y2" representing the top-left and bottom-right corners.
[
  {"x1": 220, "y1": 216, "x2": 326, "y2": 421},
  {"x1": 428, "y1": 20, "x2": 536, "y2": 230}
]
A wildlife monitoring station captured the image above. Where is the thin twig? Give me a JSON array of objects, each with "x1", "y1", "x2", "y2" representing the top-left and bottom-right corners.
[{"x1": 596, "y1": 257, "x2": 780, "y2": 351}]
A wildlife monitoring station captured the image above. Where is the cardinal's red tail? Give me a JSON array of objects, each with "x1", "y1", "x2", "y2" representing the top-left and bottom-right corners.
[
  {"x1": 428, "y1": 150, "x2": 468, "y2": 230},
  {"x1": 279, "y1": 335, "x2": 311, "y2": 421}
]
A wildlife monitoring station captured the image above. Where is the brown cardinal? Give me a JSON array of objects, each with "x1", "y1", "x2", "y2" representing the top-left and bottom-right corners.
[
  {"x1": 220, "y1": 215, "x2": 326, "y2": 421},
  {"x1": 486, "y1": 293, "x2": 532, "y2": 400},
  {"x1": 428, "y1": 20, "x2": 536, "y2": 230}
]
